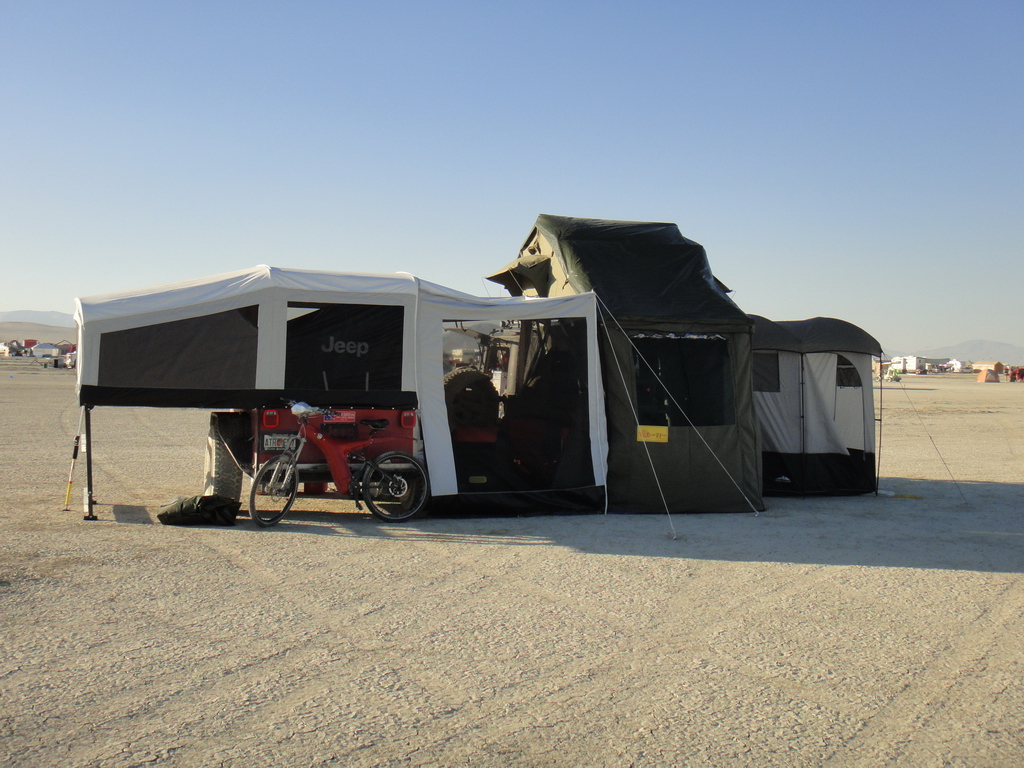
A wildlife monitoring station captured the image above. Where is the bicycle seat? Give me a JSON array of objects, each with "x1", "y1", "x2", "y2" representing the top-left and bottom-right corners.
[{"x1": 361, "y1": 418, "x2": 390, "y2": 430}]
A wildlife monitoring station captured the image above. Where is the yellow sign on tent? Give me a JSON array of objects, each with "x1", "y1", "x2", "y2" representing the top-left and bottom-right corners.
[{"x1": 637, "y1": 425, "x2": 669, "y2": 443}]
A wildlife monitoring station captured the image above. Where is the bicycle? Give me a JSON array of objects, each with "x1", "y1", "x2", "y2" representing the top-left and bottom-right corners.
[{"x1": 248, "y1": 401, "x2": 430, "y2": 527}]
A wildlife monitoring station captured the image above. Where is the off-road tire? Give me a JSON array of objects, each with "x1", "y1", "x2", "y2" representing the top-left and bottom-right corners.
[
  {"x1": 204, "y1": 412, "x2": 249, "y2": 501},
  {"x1": 443, "y1": 367, "x2": 499, "y2": 428}
]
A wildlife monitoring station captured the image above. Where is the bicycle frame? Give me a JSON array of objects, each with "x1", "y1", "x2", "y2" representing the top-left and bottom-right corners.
[
  {"x1": 258, "y1": 406, "x2": 409, "y2": 500},
  {"x1": 305, "y1": 413, "x2": 383, "y2": 500},
  {"x1": 250, "y1": 403, "x2": 430, "y2": 525}
]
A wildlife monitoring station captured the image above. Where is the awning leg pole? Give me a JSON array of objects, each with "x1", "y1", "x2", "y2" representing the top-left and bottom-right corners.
[{"x1": 84, "y1": 405, "x2": 97, "y2": 520}]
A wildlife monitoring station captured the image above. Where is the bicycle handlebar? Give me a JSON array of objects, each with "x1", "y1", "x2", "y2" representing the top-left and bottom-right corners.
[{"x1": 283, "y1": 400, "x2": 335, "y2": 419}]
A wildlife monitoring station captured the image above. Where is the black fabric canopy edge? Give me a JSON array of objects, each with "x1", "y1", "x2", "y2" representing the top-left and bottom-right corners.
[
  {"x1": 429, "y1": 486, "x2": 605, "y2": 516},
  {"x1": 79, "y1": 386, "x2": 418, "y2": 410},
  {"x1": 749, "y1": 315, "x2": 882, "y2": 356}
]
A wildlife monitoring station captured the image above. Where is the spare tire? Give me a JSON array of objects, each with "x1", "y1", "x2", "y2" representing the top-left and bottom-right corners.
[
  {"x1": 203, "y1": 412, "x2": 250, "y2": 501},
  {"x1": 443, "y1": 367, "x2": 499, "y2": 428}
]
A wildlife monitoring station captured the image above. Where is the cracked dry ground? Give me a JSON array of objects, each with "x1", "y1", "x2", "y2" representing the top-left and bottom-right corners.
[{"x1": 2, "y1": 360, "x2": 1023, "y2": 766}]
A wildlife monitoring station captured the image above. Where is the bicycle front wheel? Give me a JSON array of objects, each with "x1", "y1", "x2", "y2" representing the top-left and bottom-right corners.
[
  {"x1": 249, "y1": 454, "x2": 298, "y2": 527},
  {"x1": 361, "y1": 452, "x2": 429, "y2": 522}
]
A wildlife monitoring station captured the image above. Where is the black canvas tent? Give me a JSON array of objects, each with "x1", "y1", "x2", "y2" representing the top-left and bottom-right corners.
[
  {"x1": 750, "y1": 315, "x2": 882, "y2": 495},
  {"x1": 488, "y1": 215, "x2": 764, "y2": 513}
]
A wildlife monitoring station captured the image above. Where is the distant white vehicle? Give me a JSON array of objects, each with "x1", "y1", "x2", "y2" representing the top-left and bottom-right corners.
[{"x1": 890, "y1": 355, "x2": 949, "y2": 374}]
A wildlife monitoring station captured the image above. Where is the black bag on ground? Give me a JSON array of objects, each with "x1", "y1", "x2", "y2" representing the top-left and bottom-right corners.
[{"x1": 157, "y1": 494, "x2": 240, "y2": 526}]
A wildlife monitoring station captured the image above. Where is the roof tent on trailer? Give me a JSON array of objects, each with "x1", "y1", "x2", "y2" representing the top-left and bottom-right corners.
[
  {"x1": 75, "y1": 265, "x2": 608, "y2": 515},
  {"x1": 749, "y1": 315, "x2": 882, "y2": 495},
  {"x1": 488, "y1": 215, "x2": 764, "y2": 514}
]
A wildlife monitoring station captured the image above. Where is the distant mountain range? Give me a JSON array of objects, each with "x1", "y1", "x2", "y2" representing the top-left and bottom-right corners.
[{"x1": 0, "y1": 310, "x2": 75, "y2": 327}]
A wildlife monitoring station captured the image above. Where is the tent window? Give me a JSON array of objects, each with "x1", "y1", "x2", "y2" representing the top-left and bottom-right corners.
[
  {"x1": 633, "y1": 336, "x2": 734, "y2": 427},
  {"x1": 285, "y1": 303, "x2": 404, "y2": 391},
  {"x1": 836, "y1": 354, "x2": 862, "y2": 388},
  {"x1": 98, "y1": 306, "x2": 259, "y2": 389},
  {"x1": 753, "y1": 351, "x2": 781, "y2": 392}
]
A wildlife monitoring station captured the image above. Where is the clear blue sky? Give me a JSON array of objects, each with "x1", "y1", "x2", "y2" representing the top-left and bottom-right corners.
[{"x1": 2, "y1": 1, "x2": 1021, "y2": 352}]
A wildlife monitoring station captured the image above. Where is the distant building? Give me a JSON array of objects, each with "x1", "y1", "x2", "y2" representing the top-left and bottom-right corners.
[{"x1": 2, "y1": 338, "x2": 76, "y2": 358}]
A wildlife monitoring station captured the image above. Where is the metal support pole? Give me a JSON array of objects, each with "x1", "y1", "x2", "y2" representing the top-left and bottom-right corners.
[{"x1": 83, "y1": 405, "x2": 97, "y2": 520}]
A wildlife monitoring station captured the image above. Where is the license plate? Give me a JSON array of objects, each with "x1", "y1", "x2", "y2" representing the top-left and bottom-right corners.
[{"x1": 262, "y1": 433, "x2": 295, "y2": 451}]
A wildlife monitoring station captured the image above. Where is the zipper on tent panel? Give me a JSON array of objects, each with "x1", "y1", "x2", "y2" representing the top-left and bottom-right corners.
[
  {"x1": 875, "y1": 354, "x2": 883, "y2": 495},
  {"x1": 799, "y1": 354, "x2": 806, "y2": 498}
]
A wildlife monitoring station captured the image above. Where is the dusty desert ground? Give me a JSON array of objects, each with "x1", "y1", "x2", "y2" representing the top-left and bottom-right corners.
[{"x1": 2, "y1": 356, "x2": 1023, "y2": 767}]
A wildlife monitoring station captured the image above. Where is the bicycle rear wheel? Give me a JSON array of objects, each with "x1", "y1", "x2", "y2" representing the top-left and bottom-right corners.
[
  {"x1": 361, "y1": 452, "x2": 429, "y2": 522},
  {"x1": 249, "y1": 454, "x2": 298, "y2": 527}
]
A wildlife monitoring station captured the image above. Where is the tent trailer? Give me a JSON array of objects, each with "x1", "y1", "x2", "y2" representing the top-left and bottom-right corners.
[{"x1": 75, "y1": 265, "x2": 609, "y2": 518}]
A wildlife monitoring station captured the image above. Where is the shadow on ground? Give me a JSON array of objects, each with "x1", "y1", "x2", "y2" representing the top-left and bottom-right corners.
[{"x1": 93, "y1": 478, "x2": 1024, "y2": 574}]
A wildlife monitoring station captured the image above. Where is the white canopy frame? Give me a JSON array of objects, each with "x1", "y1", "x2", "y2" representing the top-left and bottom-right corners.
[{"x1": 75, "y1": 265, "x2": 608, "y2": 516}]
